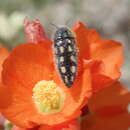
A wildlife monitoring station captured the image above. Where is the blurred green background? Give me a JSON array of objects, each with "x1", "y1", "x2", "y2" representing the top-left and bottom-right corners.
[{"x1": 0, "y1": 0, "x2": 129, "y2": 88}]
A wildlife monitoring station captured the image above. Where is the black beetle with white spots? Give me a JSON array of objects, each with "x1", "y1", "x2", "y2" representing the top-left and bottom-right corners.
[{"x1": 53, "y1": 27, "x2": 78, "y2": 88}]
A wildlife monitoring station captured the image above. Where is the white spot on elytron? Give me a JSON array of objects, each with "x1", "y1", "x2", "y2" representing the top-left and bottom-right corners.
[
  {"x1": 68, "y1": 45, "x2": 72, "y2": 52},
  {"x1": 60, "y1": 56, "x2": 64, "y2": 62},
  {"x1": 66, "y1": 39, "x2": 71, "y2": 43},
  {"x1": 71, "y1": 66, "x2": 76, "y2": 73},
  {"x1": 61, "y1": 66, "x2": 66, "y2": 73},
  {"x1": 70, "y1": 55, "x2": 76, "y2": 62},
  {"x1": 57, "y1": 41, "x2": 62, "y2": 45},
  {"x1": 64, "y1": 76, "x2": 68, "y2": 83},
  {"x1": 59, "y1": 46, "x2": 64, "y2": 53}
]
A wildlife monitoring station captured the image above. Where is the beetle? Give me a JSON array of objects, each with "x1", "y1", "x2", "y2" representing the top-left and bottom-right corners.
[{"x1": 53, "y1": 26, "x2": 78, "y2": 88}]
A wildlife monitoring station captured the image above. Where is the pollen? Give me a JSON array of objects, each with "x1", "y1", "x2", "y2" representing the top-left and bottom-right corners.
[{"x1": 32, "y1": 80, "x2": 65, "y2": 114}]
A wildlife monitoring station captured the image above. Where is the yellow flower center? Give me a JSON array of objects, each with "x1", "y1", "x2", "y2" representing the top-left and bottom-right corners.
[{"x1": 32, "y1": 80, "x2": 65, "y2": 114}]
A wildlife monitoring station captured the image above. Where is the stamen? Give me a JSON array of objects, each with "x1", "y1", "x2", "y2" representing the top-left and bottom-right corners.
[{"x1": 32, "y1": 80, "x2": 65, "y2": 114}]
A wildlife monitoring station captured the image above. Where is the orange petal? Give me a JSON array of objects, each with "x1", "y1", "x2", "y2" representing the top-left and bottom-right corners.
[
  {"x1": 2, "y1": 42, "x2": 53, "y2": 91},
  {"x1": 0, "y1": 45, "x2": 9, "y2": 81},
  {"x1": 72, "y1": 22, "x2": 91, "y2": 59},
  {"x1": 73, "y1": 22, "x2": 123, "y2": 92},
  {"x1": 81, "y1": 82, "x2": 130, "y2": 130},
  {"x1": 12, "y1": 126, "x2": 27, "y2": 130},
  {"x1": 90, "y1": 39, "x2": 123, "y2": 80},
  {"x1": 83, "y1": 60, "x2": 117, "y2": 92},
  {"x1": 24, "y1": 18, "x2": 48, "y2": 43},
  {"x1": 12, "y1": 120, "x2": 80, "y2": 130},
  {"x1": 0, "y1": 45, "x2": 10, "y2": 108},
  {"x1": 39, "y1": 119, "x2": 80, "y2": 130},
  {"x1": 12, "y1": 126, "x2": 39, "y2": 130},
  {"x1": 0, "y1": 84, "x2": 11, "y2": 108}
]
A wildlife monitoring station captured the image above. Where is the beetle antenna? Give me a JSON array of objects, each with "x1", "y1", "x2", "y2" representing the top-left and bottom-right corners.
[
  {"x1": 65, "y1": 19, "x2": 72, "y2": 26},
  {"x1": 50, "y1": 23, "x2": 59, "y2": 29}
]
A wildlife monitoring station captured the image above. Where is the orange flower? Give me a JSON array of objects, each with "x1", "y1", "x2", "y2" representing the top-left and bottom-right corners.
[
  {"x1": 81, "y1": 82, "x2": 130, "y2": 130},
  {"x1": 0, "y1": 19, "x2": 123, "y2": 128},
  {"x1": 0, "y1": 19, "x2": 92, "y2": 128}
]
